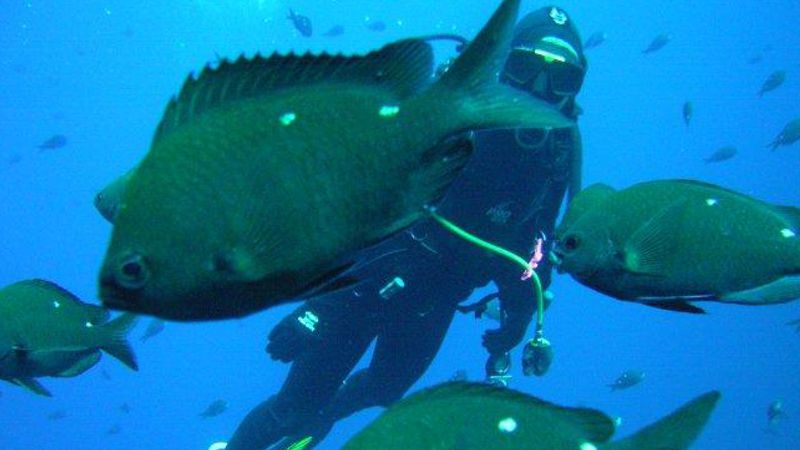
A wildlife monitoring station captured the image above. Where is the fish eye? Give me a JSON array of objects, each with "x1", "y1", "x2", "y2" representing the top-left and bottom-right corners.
[
  {"x1": 114, "y1": 253, "x2": 150, "y2": 290},
  {"x1": 562, "y1": 234, "x2": 580, "y2": 252}
]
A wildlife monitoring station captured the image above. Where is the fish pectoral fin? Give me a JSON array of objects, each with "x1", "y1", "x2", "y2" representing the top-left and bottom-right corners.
[
  {"x1": 13, "y1": 377, "x2": 52, "y2": 397},
  {"x1": 56, "y1": 352, "x2": 102, "y2": 378},
  {"x1": 211, "y1": 247, "x2": 270, "y2": 282},
  {"x1": 407, "y1": 133, "x2": 476, "y2": 212},
  {"x1": 622, "y1": 199, "x2": 687, "y2": 276},
  {"x1": 154, "y1": 39, "x2": 434, "y2": 144}
]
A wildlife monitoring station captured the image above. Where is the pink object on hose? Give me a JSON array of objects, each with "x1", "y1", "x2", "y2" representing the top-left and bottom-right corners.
[{"x1": 521, "y1": 237, "x2": 544, "y2": 281}]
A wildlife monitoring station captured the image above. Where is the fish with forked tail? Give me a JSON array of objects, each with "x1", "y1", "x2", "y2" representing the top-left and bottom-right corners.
[
  {"x1": 97, "y1": 0, "x2": 573, "y2": 321},
  {"x1": 552, "y1": 180, "x2": 800, "y2": 313},
  {"x1": 0, "y1": 279, "x2": 137, "y2": 396}
]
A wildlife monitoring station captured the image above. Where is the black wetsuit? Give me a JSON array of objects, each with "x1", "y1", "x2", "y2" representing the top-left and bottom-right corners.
[{"x1": 226, "y1": 122, "x2": 582, "y2": 450}]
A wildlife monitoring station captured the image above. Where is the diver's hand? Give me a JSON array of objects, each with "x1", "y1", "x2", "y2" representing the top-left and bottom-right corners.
[
  {"x1": 482, "y1": 319, "x2": 527, "y2": 355},
  {"x1": 266, "y1": 309, "x2": 320, "y2": 363}
]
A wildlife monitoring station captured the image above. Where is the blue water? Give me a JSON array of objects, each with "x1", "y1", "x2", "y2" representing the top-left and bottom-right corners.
[{"x1": 1, "y1": 1, "x2": 799, "y2": 449}]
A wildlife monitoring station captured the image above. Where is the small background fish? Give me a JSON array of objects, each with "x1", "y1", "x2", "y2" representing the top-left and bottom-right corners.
[
  {"x1": 703, "y1": 145, "x2": 737, "y2": 163},
  {"x1": 36, "y1": 134, "x2": 67, "y2": 151}
]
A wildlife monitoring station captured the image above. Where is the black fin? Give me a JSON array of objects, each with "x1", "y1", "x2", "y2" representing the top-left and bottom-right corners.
[
  {"x1": 434, "y1": 0, "x2": 520, "y2": 93},
  {"x1": 13, "y1": 377, "x2": 52, "y2": 397},
  {"x1": 643, "y1": 301, "x2": 706, "y2": 314},
  {"x1": 607, "y1": 391, "x2": 720, "y2": 450},
  {"x1": 153, "y1": 39, "x2": 434, "y2": 144},
  {"x1": 425, "y1": 0, "x2": 573, "y2": 131}
]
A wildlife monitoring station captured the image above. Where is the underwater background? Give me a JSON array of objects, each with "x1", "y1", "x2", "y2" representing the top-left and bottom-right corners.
[{"x1": 1, "y1": 0, "x2": 798, "y2": 448}]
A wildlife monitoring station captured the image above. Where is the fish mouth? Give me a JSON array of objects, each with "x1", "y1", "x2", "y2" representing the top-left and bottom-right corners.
[
  {"x1": 98, "y1": 271, "x2": 140, "y2": 313},
  {"x1": 548, "y1": 250, "x2": 564, "y2": 272}
]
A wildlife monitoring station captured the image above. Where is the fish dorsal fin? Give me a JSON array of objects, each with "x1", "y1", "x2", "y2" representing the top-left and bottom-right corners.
[
  {"x1": 16, "y1": 279, "x2": 81, "y2": 301},
  {"x1": 623, "y1": 199, "x2": 686, "y2": 276},
  {"x1": 397, "y1": 382, "x2": 615, "y2": 443},
  {"x1": 664, "y1": 179, "x2": 768, "y2": 205},
  {"x1": 153, "y1": 39, "x2": 434, "y2": 144},
  {"x1": 559, "y1": 183, "x2": 616, "y2": 230},
  {"x1": 14, "y1": 279, "x2": 109, "y2": 322}
]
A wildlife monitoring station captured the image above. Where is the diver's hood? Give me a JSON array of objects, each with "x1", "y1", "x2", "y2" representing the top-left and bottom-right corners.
[{"x1": 511, "y1": 6, "x2": 587, "y2": 70}]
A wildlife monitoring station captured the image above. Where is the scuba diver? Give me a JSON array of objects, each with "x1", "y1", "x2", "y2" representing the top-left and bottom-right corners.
[{"x1": 224, "y1": 6, "x2": 587, "y2": 450}]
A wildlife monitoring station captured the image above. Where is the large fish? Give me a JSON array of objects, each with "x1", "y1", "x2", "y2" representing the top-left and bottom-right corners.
[
  {"x1": 341, "y1": 382, "x2": 720, "y2": 450},
  {"x1": 98, "y1": 0, "x2": 573, "y2": 321},
  {"x1": 0, "y1": 279, "x2": 137, "y2": 396},
  {"x1": 552, "y1": 180, "x2": 800, "y2": 313}
]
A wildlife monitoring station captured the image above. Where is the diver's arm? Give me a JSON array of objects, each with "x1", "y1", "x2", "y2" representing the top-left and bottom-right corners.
[
  {"x1": 566, "y1": 125, "x2": 583, "y2": 203},
  {"x1": 482, "y1": 268, "x2": 536, "y2": 355}
]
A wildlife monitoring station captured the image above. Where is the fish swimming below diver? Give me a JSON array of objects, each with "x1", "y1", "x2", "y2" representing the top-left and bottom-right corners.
[
  {"x1": 608, "y1": 369, "x2": 645, "y2": 391},
  {"x1": 340, "y1": 381, "x2": 720, "y2": 450},
  {"x1": 552, "y1": 179, "x2": 800, "y2": 313},
  {"x1": 97, "y1": 0, "x2": 573, "y2": 321}
]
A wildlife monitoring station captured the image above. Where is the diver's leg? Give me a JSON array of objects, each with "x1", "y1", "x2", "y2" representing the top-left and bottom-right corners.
[
  {"x1": 226, "y1": 295, "x2": 378, "y2": 450},
  {"x1": 322, "y1": 276, "x2": 470, "y2": 422}
]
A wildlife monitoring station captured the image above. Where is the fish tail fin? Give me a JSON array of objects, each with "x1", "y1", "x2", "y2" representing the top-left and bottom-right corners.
[
  {"x1": 101, "y1": 313, "x2": 139, "y2": 371},
  {"x1": 423, "y1": 0, "x2": 574, "y2": 133},
  {"x1": 603, "y1": 391, "x2": 720, "y2": 450}
]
